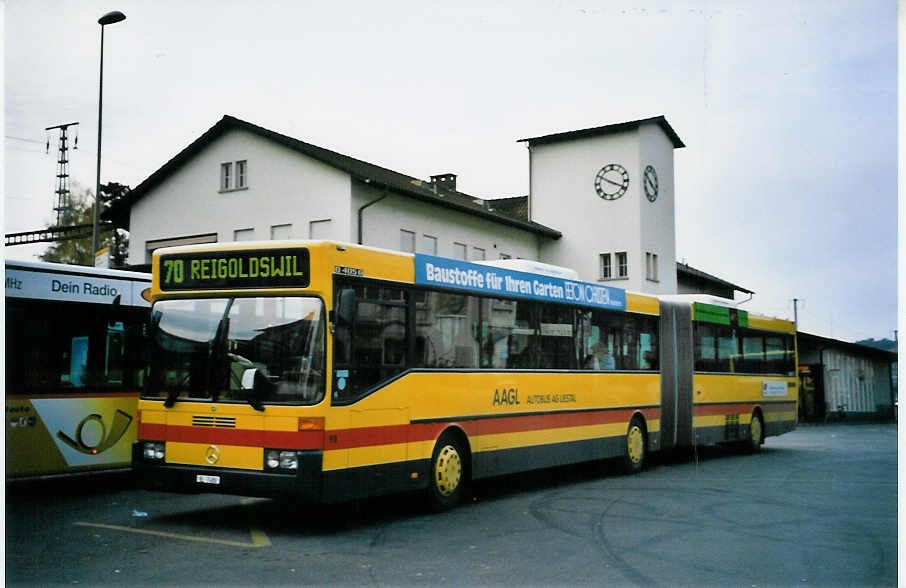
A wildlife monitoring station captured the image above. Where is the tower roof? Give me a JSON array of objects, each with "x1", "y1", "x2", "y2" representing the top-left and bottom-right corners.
[{"x1": 518, "y1": 115, "x2": 685, "y2": 149}]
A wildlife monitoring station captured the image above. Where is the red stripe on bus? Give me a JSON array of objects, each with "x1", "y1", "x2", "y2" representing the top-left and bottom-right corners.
[
  {"x1": 331, "y1": 407, "x2": 660, "y2": 450},
  {"x1": 761, "y1": 402, "x2": 797, "y2": 412},
  {"x1": 140, "y1": 407, "x2": 662, "y2": 452},
  {"x1": 138, "y1": 423, "x2": 324, "y2": 450},
  {"x1": 694, "y1": 402, "x2": 796, "y2": 417}
]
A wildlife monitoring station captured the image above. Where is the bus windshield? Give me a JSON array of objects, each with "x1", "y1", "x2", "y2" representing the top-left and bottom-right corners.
[{"x1": 147, "y1": 296, "x2": 325, "y2": 407}]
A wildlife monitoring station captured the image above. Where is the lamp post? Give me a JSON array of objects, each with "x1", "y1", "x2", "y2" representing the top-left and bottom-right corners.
[{"x1": 92, "y1": 10, "x2": 126, "y2": 265}]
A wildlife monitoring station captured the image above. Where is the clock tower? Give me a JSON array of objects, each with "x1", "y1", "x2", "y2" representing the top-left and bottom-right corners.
[{"x1": 520, "y1": 116, "x2": 684, "y2": 295}]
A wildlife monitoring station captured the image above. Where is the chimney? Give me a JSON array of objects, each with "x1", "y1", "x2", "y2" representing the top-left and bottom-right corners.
[{"x1": 429, "y1": 173, "x2": 457, "y2": 192}]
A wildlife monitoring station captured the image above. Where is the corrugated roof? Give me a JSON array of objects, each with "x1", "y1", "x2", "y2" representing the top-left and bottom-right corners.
[
  {"x1": 798, "y1": 331, "x2": 899, "y2": 362},
  {"x1": 104, "y1": 115, "x2": 561, "y2": 239},
  {"x1": 518, "y1": 115, "x2": 685, "y2": 149}
]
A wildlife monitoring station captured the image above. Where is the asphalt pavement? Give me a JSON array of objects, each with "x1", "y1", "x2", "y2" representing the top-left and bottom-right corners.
[{"x1": 5, "y1": 423, "x2": 897, "y2": 586}]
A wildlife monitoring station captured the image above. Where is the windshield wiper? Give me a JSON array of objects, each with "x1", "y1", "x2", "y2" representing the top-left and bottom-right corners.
[{"x1": 208, "y1": 301, "x2": 234, "y2": 403}]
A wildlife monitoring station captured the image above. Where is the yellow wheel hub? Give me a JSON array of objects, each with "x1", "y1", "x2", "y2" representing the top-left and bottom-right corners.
[
  {"x1": 750, "y1": 417, "x2": 762, "y2": 446},
  {"x1": 434, "y1": 445, "x2": 462, "y2": 497},
  {"x1": 627, "y1": 425, "x2": 644, "y2": 464}
]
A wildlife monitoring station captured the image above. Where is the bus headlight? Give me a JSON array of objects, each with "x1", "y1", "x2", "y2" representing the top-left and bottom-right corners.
[
  {"x1": 264, "y1": 449, "x2": 298, "y2": 471},
  {"x1": 280, "y1": 451, "x2": 298, "y2": 470},
  {"x1": 143, "y1": 442, "x2": 165, "y2": 461}
]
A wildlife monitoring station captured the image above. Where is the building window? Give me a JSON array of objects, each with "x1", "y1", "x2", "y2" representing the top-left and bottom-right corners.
[
  {"x1": 234, "y1": 228, "x2": 255, "y2": 241},
  {"x1": 600, "y1": 253, "x2": 612, "y2": 280},
  {"x1": 616, "y1": 252, "x2": 628, "y2": 278},
  {"x1": 271, "y1": 224, "x2": 292, "y2": 240},
  {"x1": 400, "y1": 229, "x2": 415, "y2": 253},
  {"x1": 422, "y1": 234, "x2": 438, "y2": 255},
  {"x1": 646, "y1": 252, "x2": 659, "y2": 282},
  {"x1": 472, "y1": 247, "x2": 486, "y2": 261},
  {"x1": 220, "y1": 160, "x2": 248, "y2": 192},
  {"x1": 452, "y1": 242, "x2": 467, "y2": 260},
  {"x1": 309, "y1": 219, "x2": 332, "y2": 239},
  {"x1": 221, "y1": 163, "x2": 232, "y2": 191},
  {"x1": 236, "y1": 160, "x2": 247, "y2": 188}
]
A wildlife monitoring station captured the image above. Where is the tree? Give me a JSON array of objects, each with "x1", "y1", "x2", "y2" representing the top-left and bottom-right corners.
[
  {"x1": 100, "y1": 182, "x2": 131, "y2": 268},
  {"x1": 39, "y1": 182, "x2": 131, "y2": 267},
  {"x1": 39, "y1": 184, "x2": 95, "y2": 265}
]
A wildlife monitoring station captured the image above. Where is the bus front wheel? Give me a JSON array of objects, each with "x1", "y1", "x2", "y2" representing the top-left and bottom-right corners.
[
  {"x1": 427, "y1": 432, "x2": 467, "y2": 511},
  {"x1": 622, "y1": 415, "x2": 647, "y2": 474}
]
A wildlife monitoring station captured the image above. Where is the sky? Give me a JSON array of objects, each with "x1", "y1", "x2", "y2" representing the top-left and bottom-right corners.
[{"x1": 3, "y1": 0, "x2": 899, "y2": 344}]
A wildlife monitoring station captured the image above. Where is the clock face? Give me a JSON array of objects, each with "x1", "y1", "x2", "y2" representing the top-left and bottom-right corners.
[
  {"x1": 643, "y1": 165, "x2": 659, "y2": 202},
  {"x1": 594, "y1": 164, "x2": 629, "y2": 200}
]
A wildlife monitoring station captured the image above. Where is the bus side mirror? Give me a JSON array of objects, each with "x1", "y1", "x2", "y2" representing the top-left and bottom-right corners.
[{"x1": 241, "y1": 368, "x2": 258, "y2": 390}]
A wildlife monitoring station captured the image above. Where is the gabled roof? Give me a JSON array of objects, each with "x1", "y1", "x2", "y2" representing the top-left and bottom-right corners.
[
  {"x1": 518, "y1": 115, "x2": 685, "y2": 149},
  {"x1": 104, "y1": 115, "x2": 561, "y2": 239},
  {"x1": 676, "y1": 262, "x2": 753, "y2": 295},
  {"x1": 798, "y1": 331, "x2": 899, "y2": 362}
]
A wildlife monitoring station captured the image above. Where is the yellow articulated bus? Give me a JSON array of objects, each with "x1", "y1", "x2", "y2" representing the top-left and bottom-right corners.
[
  {"x1": 6, "y1": 260, "x2": 151, "y2": 479},
  {"x1": 133, "y1": 241, "x2": 797, "y2": 508}
]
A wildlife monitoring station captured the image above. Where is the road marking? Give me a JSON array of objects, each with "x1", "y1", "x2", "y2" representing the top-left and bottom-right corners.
[{"x1": 74, "y1": 521, "x2": 272, "y2": 548}]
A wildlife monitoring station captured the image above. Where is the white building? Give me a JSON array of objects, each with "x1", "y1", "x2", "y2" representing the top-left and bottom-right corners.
[{"x1": 107, "y1": 114, "x2": 744, "y2": 298}]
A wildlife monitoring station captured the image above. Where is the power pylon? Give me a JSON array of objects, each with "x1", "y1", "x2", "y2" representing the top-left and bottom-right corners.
[{"x1": 45, "y1": 121, "x2": 79, "y2": 226}]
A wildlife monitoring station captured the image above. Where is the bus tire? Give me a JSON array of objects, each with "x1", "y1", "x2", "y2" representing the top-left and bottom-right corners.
[
  {"x1": 427, "y1": 431, "x2": 467, "y2": 511},
  {"x1": 745, "y1": 411, "x2": 764, "y2": 453},
  {"x1": 622, "y1": 415, "x2": 647, "y2": 474}
]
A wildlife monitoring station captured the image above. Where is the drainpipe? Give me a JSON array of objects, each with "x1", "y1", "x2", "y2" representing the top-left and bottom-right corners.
[{"x1": 357, "y1": 187, "x2": 388, "y2": 245}]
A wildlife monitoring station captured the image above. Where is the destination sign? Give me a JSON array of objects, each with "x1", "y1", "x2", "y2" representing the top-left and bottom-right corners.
[
  {"x1": 159, "y1": 248, "x2": 310, "y2": 290},
  {"x1": 693, "y1": 302, "x2": 748, "y2": 327},
  {"x1": 414, "y1": 254, "x2": 626, "y2": 311}
]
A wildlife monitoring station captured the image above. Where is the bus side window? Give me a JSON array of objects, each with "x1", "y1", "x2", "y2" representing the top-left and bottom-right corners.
[
  {"x1": 694, "y1": 324, "x2": 716, "y2": 372},
  {"x1": 416, "y1": 291, "x2": 479, "y2": 369},
  {"x1": 716, "y1": 326, "x2": 737, "y2": 373},
  {"x1": 332, "y1": 283, "x2": 408, "y2": 403},
  {"x1": 640, "y1": 316, "x2": 659, "y2": 371},
  {"x1": 741, "y1": 332, "x2": 766, "y2": 374}
]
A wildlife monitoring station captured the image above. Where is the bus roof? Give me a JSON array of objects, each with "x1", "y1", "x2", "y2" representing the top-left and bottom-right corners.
[
  {"x1": 6, "y1": 259, "x2": 151, "y2": 307},
  {"x1": 6, "y1": 258, "x2": 152, "y2": 281}
]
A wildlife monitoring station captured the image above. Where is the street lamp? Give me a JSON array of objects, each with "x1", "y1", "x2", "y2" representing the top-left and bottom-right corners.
[{"x1": 92, "y1": 10, "x2": 126, "y2": 265}]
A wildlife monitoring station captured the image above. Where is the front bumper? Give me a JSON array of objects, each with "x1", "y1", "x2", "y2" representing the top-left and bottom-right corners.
[{"x1": 132, "y1": 443, "x2": 323, "y2": 500}]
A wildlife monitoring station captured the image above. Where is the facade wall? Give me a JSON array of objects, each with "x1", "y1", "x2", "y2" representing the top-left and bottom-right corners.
[
  {"x1": 128, "y1": 128, "x2": 352, "y2": 263},
  {"x1": 800, "y1": 342, "x2": 895, "y2": 417},
  {"x1": 821, "y1": 349, "x2": 893, "y2": 415},
  {"x1": 352, "y1": 181, "x2": 540, "y2": 260},
  {"x1": 638, "y1": 123, "x2": 678, "y2": 294},
  {"x1": 530, "y1": 130, "x2": 639, "y2": 286},
  {"x1": 529, "y1": 123, "x2": 678, "y2": 292}
]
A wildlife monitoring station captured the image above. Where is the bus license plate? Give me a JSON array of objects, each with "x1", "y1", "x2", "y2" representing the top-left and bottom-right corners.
[{"x1": 196, "y1": 474, "x2": 221, "y2": 485}]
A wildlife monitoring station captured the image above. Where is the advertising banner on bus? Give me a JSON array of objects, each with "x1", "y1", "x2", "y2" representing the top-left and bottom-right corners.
[
  {"x1": 6, "y1": 395, "x2": 137, "y2": 477},
  {"x1": 5, "y1": 267, "x2": 149, "y2": 307},
  {"x1": 414, "y1": 254, "x2": 626, "y2": 311}
]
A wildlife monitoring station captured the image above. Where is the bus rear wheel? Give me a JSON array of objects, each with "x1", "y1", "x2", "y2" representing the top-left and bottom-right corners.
[
  {"x1": 427, "y1": 432, "x2": 466, "y2": 511},
  {"x1": 622, "y1": 415, "x2": 647, "y2": 474},
  {"x1": 745, "y1": 412, "x2": 764, "y2": 453}
]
